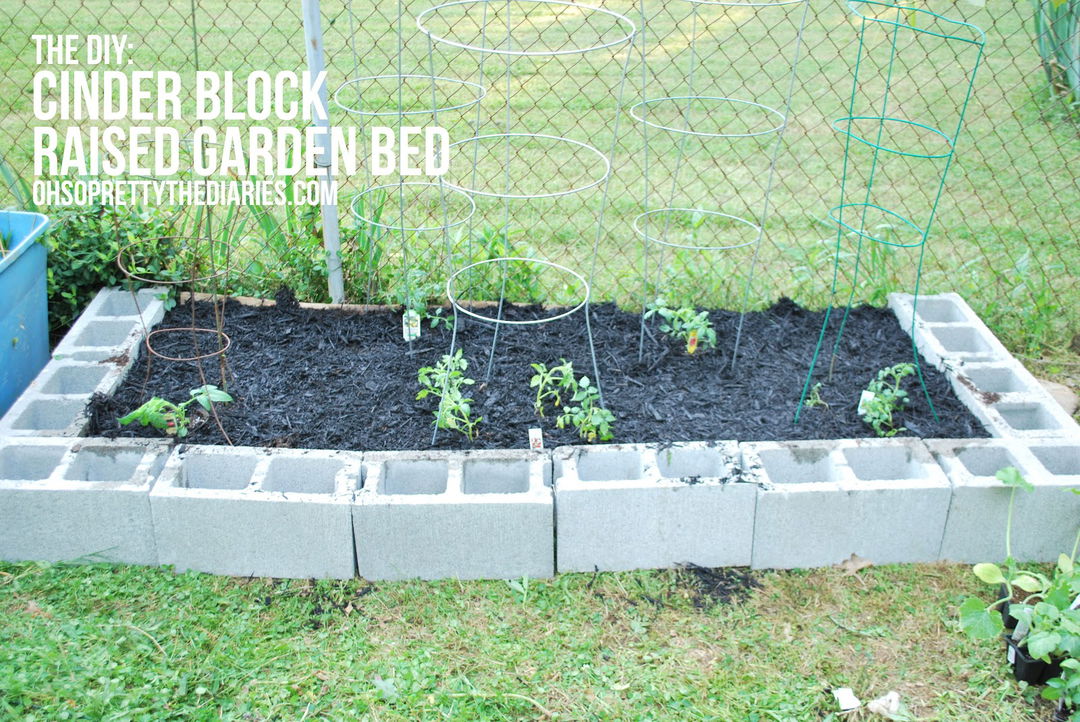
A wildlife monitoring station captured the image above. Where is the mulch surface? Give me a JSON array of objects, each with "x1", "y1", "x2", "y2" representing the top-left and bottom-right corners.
[{"x1": 86, "y1": 293, "x2": 987, "y2": 450}]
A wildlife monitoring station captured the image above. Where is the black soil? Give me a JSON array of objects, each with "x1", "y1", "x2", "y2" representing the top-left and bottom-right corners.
[{"x1": 86, "y1": 294, "x2": 988, "y2": 450}]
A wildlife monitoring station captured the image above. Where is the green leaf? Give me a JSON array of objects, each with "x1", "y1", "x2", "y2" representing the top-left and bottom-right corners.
[
  {"x1": 1013, "y1": 575, "x2": 1044, "y2": 593},
  {"x1": 1027, "y1": 631, "x2": 1062, "y2": 661},
  {"x1": 973, "y1": 563, "x2": 1006, "y2": 586},
  {"x1": 959, "y1": 597, "x2": 1004, "y2": 639},
  {"x1": 1059, "y1": 554, "x2": 1074, "y2": 575},
  {"x1": 996, "y1": 467, "x2": 1034, "y2": 491}
]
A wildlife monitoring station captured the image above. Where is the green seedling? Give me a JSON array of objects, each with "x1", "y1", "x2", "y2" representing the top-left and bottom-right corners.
[
  {"x1": 805, "y1": 382, "x2": 829, "y2": 409},
  {"x1": 118, "y1": 385, "x2": 233, "y2": 438},
  {"x1": 417, "y1": 349, "x2": 481, "y2": 439},
  {"x1": 859, "y1": 362, "x2": 915, "y2": 437},
  {"x1": 529, "y1": 359, "x2": 576, "y2": 417},
  {"x1": 556, "y1": 375, "x2": 614, "y2": 443},
  {"x1": 644, "y1": 297, "x2": 717, "y2": 355}
]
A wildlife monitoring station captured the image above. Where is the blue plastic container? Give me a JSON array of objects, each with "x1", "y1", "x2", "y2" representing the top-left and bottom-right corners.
[{"x1": 0, "y1": 211, "x2": 51, "y2": 417}]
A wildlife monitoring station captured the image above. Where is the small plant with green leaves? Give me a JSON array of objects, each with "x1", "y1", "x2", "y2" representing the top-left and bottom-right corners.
[
  {"x1": 416, "y1": 349, "x2": 481, "y2": 440},
  {"x1": 805, "y1": 382, "x2": 829, "y2": 410},
  {"x1": 859, "y1": 362, "x2": 915, "y2": 437},
  {"x1": 529, "y1": 359, "x2": 576, "y2": 417},
  {"x1": 644, "y1": 297, "x2": 717, "y2": 355},
  {"x1": 556, "y1": 375, "x2": 614, "y2": 443},
  {"x1": 118, "y1": 385, "x2": 233, "y2": 438}
]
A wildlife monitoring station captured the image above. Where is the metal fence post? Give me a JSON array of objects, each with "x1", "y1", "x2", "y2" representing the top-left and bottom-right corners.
[{"x1": 301, "y1": 0, "x2": 345, "y2": 303}]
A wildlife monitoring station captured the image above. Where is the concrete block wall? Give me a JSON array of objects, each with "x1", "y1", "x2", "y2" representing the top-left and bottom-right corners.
[
  {"x1": 890, "y1": 293, "x2": 1080, "y2": 439},
  {"x1": 0, "y1": 287, "x2": 166, "y2": 437},
  {"x1": 553, "y1": 442, "x2": 756, "y2": 572},
  {"x1": 0, "y1": 437, "x2": 169, "y2": 564},
  {"x1": 150, "y1": 445, "x2": 359, "y2": 579},
  {"x1": 929, "y1": 438, "x2": 1080, "y2": 563},
  {"x1": 743, "y1": 438, "x2": 952, "y2": 569},
  {"x1": 354, "y1": 449, "x2": 553, "y2": 580}
]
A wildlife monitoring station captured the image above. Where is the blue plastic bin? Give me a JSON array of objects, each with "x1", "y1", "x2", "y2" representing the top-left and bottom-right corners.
[{"x1": 0, "y1": 211, "x2": 51, "y2": 417}]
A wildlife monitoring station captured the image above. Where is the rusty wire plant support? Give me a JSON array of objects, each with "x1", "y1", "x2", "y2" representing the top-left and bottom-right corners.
[
  {"x1": 116, "y1": 233, "x2": 235, "y2": 444},
  {"x1": 634, "y1": 0, "x2": 811, "y2": 368}
]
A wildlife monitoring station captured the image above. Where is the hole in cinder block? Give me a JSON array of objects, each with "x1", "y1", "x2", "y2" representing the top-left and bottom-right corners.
[
  {"x1": 182, "y1": 453, "x2": 257, "y2": 490},
  {"x1": 97, "y1": 294, "x2": 146, "y2": 316},
  {"x1": 0, "y1": 445, "x2": 67, "y2": 480},
  {"x1": 963, "y1": 366, "x2": 1027, "y2": 394},
  {"x1": 1029, "y1": 446, "x2": 1080, "y2": 476},
  {"x1": 576, "y1": 449, "x2": 643, "y2": 481},
  {"x1": 914, "y1": 298, "x2": 965, "y2": 323},
  {"x1": 996, "y1": 403, "x2": 1062, "y2": 432},
  {"x1": 381, "y1": 459, "x2": 447, "y2": 495},
  {"x1": 71, "y1": 320, "x2": 134, "y2": 348},
  {"x1": 954, "y1": 446, "x2": 1020, "y2": 477},
  {"x1": 9, "y1": 398, "x2": 85, "y2": 430},
  {"x1": 463, "y1": 458, "x2": 532, "y2": 494},
  {"x1": 757, "y1": 446, "x2": 837, "y2": 484},
  {"x1": 657, "y1": 446, "x2": 729, "y2": 479},
  {"x1": 64, "y1": 446, "x2": 145, "y2": 482},
  {"x1": 930, "y1": 326, "x2": 992, "y2": 354},
  {"x1": 844, "y1": 446, "x2": 927, "y2": 481},
  {"x1": 39, "y1": 365, "x2": 110, "y2": 394},
  {"x1": 262, "y1": 456, "x2": 342, "y2": 494}
]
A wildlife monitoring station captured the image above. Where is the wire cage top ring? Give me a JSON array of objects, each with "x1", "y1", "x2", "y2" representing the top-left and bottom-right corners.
[
  {"x1": 350, "y1": 182, "x2": 477, "y2": 232},
  {"x1": 332, "y1": 74, "x2": 487, "y2": 117},
  {"x1": 445, "y1": 257, "x2": 590, "y2": 325},
  {"x1": 116, "y1": 236, "x2": 230, "y2": 286},
  {"x1": 633, "y1": 208, "x2": 763, "y2": 251},
  {"x1": 630, "y1": 96, "x2": 788, "y2": 139},
  {"x1": 416, "y1": 0, "x2": 636, "y2": 57}
]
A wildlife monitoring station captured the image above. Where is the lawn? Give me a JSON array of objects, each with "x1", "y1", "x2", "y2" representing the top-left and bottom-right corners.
[{"x1": 0, "y1": 560, "x2": 1060, "y2": 720}]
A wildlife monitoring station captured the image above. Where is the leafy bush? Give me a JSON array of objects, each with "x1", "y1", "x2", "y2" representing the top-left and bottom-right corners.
[{"x1": 44, "y1": 203, "x2": 176, "y2": 338}]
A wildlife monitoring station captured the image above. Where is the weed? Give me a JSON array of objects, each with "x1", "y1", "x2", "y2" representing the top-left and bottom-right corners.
[
  {"x1": 416, "y1": 350, "x2": 481, "y2": 439},
  {"x1": 805, "y1": 382, "x2": 829, "y2": 409}
]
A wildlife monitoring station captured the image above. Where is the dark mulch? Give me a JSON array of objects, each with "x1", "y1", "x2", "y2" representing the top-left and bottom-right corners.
[
  {"x1": 676, "y1": 564, "x2": 763, "y2": 608},
  {"x1": 85, "y1": 293, "x2": 987, "y2": 450}
]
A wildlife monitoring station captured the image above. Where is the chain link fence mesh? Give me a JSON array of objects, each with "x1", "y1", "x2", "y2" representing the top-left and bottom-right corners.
[{"x1": 1, "y1": 0, "x2": 1076, "y2": 353}]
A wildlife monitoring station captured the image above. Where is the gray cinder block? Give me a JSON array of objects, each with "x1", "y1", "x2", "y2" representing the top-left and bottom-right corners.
[
  {"x1": 553, "y1": 442, "x2": 754, "y2": 572},
  {"x1": 354, "y1": 449, "x2": 553, "y2": 581},
  {"x1": 929, "y1": 438, "x2": 1080, "y2": 563},
  {"x1": 745, "y1": 438, "x2": 951, "y2": 569},
  {"x1": 0, "y1": 437, "x2": 169, "y2": 564},
  {"x1": 150, "y1": 445, "x2": 359, "y2": 579}
]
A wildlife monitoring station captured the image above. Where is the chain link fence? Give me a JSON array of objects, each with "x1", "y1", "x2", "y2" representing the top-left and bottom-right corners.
[{"x1": 1, "y1": 0, "x2": 1076, "y2": 354}]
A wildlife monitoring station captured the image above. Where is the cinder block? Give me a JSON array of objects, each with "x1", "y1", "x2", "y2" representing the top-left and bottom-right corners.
[
  {"x1": 52, "y1": 287, "x2": 165, "y2": 364},
  {"x1": 745, "y1": 438, "x2": 951, "y2": 569},
  {"x1": 890, "y1": 293, "x2": 1080, "y2": 440},
  {"x1": 0, "y1": 437, "x2": 169, "y2": 564},
  {"x1": 553, "y1": 442, "x2": 754, "y2": 572},
  {"x1": 930, "y1": 438, "x2": 1080, "y2": 563},
  {"x1": 354, "y1": 449, "x2": 553, "y2": 581},
  {"x1": 150, "y1": 445, "x2": 359, "y2": 579}
]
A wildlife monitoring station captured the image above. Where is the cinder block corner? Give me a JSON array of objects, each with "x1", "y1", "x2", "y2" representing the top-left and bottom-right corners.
[{"x1": 0, "y1": 436, "x2": 170, "y2": 564}]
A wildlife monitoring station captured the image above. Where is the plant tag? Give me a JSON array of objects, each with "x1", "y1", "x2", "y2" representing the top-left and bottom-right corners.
[
  {"x1": 402, "y1": 310, "x2": 421, "y2": 342},
  {"x1": 528, "y1": 427, "x2": 544, "y2": 450},
  {"x1": 1007, "y1": 644, "x2": 1016, "y2": 664},
  {"x1": 687, "y1": 330, "x2": 699, "y2": 355},
  {"x1": 857, "y1": 390, "x2": 875, "y2": 415},
  {"x1": 831, "y1": 687, "x2": 861, "y2": 712}
]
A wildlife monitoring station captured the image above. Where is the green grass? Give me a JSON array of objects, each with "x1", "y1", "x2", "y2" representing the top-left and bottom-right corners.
[{"x1": 0, "y1": 560, "x2": 1058, "y2": 720}]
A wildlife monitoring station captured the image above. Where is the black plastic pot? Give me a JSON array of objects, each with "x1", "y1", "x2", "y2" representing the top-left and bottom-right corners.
[
  {"x1": 1051, "y1": 702, "x2": 1074, "y2": 722},
  {"x1": 1004, "y1": 635, "x2": 1063, "y2": 684},
  {"x1": 1000, "y1": 583, "x2": 1019, "y2": 631}
]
